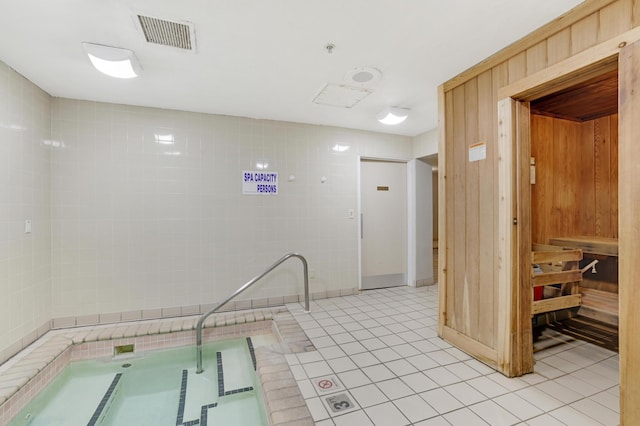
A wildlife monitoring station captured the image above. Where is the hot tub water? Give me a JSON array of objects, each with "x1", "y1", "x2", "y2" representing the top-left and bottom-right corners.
[{"x1": 9, "y1": 338, "x2": 269, "y2": 426}]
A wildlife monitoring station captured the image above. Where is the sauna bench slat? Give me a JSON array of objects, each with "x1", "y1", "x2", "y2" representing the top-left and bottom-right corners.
[{"x1": 549, "y1": 236, "x2": 619, "y2": 257}]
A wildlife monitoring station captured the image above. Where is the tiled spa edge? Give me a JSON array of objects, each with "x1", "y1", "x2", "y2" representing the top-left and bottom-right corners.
[
  {"x1": 0, "y1": 288, "x2": 357, "y2": 367},
  {"x1": 0, "y1": 307, "x2": 316, "y2": 426}
]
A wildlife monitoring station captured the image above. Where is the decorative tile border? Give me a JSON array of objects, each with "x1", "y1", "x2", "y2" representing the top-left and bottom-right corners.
[{"x1": 0, "y1": 306, "x2": 315, "y2": 426}]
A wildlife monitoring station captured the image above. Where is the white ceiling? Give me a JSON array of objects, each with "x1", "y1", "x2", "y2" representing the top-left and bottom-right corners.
[{"x1": 0, "y1": 0, "x2": 583, "y2": 137}]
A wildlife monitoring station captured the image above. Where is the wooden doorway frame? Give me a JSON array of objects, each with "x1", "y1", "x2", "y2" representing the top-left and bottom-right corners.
[
  {"x1": 496, "y1": 97, "x2": 533, "y2": 377},
  {"x1": 497, "y1": 27, "x2": 640, "y2": 423}
]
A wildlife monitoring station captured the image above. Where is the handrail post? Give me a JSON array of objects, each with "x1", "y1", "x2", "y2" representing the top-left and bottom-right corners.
[
  {"x1": 196, "y1": 252, "x2": 310, "y2": 373},
  {"x1": 300, "y1": 254, "x2": 310, "y2": 313}
]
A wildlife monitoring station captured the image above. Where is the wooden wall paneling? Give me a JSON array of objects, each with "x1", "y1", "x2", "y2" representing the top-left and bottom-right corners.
[
  {"x1": 594, "y1": 117, "x2": 613, "y2": 236},
  {"x1": 579, "y1": 120, "x2": 597, "y2": 236},
  {"x1": 619, "y1": 37, "x2": 640, "y2": 426},
  {"x1": 610, "y1": 114, "x2": 619, "y2": 238},
  {"x1": 444, "y1": 89, "x2": 455, "y2": 330},
  {"x1": 600, "y1": 0, "x2": 633, "y2": 41},
  {"x1": 571, "y1": 13, "x2": 600, "y2": 55},
  {"x1": 551, "y1": 119, "x2": 581, "y2": 238},
  {"x1": 531, "y1": 114, "x2": 618, "y2": 244},
  {"x1": 497, "y1": 98, "x2": 517, "y2": 375},
  {"x1": 433, "y1": 85, "x2": 447, "y2": 336},
  {"x1": 530, "y1": 115, "x2": 555, "y2": 244},
  {"x1": 516, "y1": 101, "x2": 534, "y2": 375},
  {"x1": 492, "y1": 62, "x2": 509, "y2": 353},
  {"x1": 634, "y1": 0, "x2": 640, "y2": 26},
  {"x1": 477, "y1": 70, "x2": 495, "y2": 349},
  {"x1": 530, "y1": 115, "x2": 542, "y2": 243},
  {"x1": 526, "y1": 41, "x2": 548, "y2": 75},
  {"x1": 443, "y1": 0, "x2": 617, "y2": 91},
  {"x1": 508, "y1": 52, "x2": 527, "y2": 84},
  {"x1": 498, "y1": 26, "x2": 640, "y2": 102},
  {"x1": 441, "y1": 327, "x2": 498, "y2": 367},
  {"x1": 464, "y1": 78, "x2": 480, "y2": 340},
  {"x1": 452, "y1": 85, "x2": 467, "y2": 333},
  {"x1": 539, "y1": 116, "x2": 556, "y2": 244},
  {"x1": 547, "y1": 28, "x2": 573, "y2": 66},
  {"x1": 441, "y1": 0, "x2": 638, "y2": 383},
  {"x1": 438, "y1": 85, "x2": 447, "y2": 336}
]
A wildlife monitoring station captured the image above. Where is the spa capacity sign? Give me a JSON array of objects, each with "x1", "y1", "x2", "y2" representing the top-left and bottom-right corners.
[{"x1": 242, "y1": 171, "x2": 278, "y2": 195}]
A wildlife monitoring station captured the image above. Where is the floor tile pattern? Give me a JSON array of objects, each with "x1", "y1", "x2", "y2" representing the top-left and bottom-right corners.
[{"x1": 287, "y1": 286, "x2": 619, "y2": 425}]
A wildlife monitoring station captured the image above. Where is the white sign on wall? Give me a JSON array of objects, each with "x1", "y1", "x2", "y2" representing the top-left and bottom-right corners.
[
  {"x1": 242, "y1": 171, "x2": 278, "y2": 195},
  {"x1": 468, "y1": 142, "x2": 487, "y2": 162}
]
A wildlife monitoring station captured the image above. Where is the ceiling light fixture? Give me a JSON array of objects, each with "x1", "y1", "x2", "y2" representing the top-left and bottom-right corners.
[
  {"x1": 376, "y1": 107, "x2": 409, "y2": 125},
  {"x1": 82, "y1": 43, "x2": 141, "y2": 79}
]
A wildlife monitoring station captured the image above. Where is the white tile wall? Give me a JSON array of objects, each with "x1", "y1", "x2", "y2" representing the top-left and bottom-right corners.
[
  {"x1": 0, "y1": 65, "x2": 413, "y2": 359},
  {"x1": 0, "y1": 61, "x2": 52, "y2": 358},
  {"x1": 49, "y1": 98, "x2": 413, "y2": 318}
]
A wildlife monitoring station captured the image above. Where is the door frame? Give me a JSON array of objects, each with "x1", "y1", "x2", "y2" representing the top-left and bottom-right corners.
[
  {"x1": 496, "y1": 27, "x2": 640, "y2": 405},
  {"x1": 357, "y1": 156, "x2": 414, "y2": 290}
]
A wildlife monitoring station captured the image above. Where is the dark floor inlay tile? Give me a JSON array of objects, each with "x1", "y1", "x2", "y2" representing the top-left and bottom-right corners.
[
  {"x1": 246, "y1": 337, "x2": 257, "y2": 371},
  {"x1": 87, "y1": 372, "x2": 123, "y2": 426},
  {"x1": 176, "y1": 369, "x2": 189, "y2": 425}
]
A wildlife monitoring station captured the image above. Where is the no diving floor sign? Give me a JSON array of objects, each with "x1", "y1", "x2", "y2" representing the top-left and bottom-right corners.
[
  {"x1": 314, "y1": 376, "x2": 343, "y2": 394},
  {"x1": 315, "y1": 376, "x2": 358, "y2": 415}
]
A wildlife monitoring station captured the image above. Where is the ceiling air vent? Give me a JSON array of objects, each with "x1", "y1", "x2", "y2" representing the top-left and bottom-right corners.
[{"x1": 137, "y1": 15, "x2": 195, "y2": 51}]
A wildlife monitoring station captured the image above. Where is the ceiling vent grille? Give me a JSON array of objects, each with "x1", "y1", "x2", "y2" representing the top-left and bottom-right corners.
[{"x1": 137, "y1": 15, "x2": 194, "y2": 51}]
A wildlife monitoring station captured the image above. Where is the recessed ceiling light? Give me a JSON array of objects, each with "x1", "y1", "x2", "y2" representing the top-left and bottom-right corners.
[
  {"x1": 376, "y1": 107, "x2": 409, "y2": 125},
  {"x1": 82, "y1": 43, "x2": 141, "y2": 79}
]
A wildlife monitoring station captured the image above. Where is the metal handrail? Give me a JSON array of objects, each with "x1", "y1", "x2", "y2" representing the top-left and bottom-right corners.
[{"x1": 195, "y1": 252, "x2": 310, "y2": 373}]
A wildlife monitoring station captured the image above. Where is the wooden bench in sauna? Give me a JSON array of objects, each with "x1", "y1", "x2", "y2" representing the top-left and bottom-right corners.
[
  {"x1": 531, "y1": 244, "x2": 583, "y2": 316},
  {"x1": 549, "y1": 236, "x2": 619, "y2": 326}
]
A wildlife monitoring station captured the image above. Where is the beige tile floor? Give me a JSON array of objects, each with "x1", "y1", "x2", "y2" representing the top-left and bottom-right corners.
[
  {"x1": 0, "y1": 284, "x2": 619, "y2": 425},
  {"x1": 285, "y1": 285, "x2": 619, "y2": 426}
]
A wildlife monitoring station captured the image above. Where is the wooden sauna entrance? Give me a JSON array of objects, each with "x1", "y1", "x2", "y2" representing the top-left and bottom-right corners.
[{"x1": 528, "y1": 65, "x2": 620, "y2": 352}]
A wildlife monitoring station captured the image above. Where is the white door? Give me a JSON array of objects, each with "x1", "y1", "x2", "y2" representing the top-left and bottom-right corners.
[{"x1": 361, "y1": 160, "x2": 407, "y2": 289}]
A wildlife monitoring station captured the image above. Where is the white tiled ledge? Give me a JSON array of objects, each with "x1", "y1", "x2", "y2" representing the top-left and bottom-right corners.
[
  {"x1": 0, "y1": 288, "x2": 357, "y2": 367},
  {"x1": 51, "y1": 289, "x2": 356, "y2": 330},
  {"x1": 0, "y1": 306, "x2": 317, "y2": 426}
]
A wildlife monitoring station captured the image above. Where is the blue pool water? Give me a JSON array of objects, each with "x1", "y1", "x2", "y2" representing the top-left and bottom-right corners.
[{"x1": 9, "y1": 338, "x2": 269, "y2": 426}]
